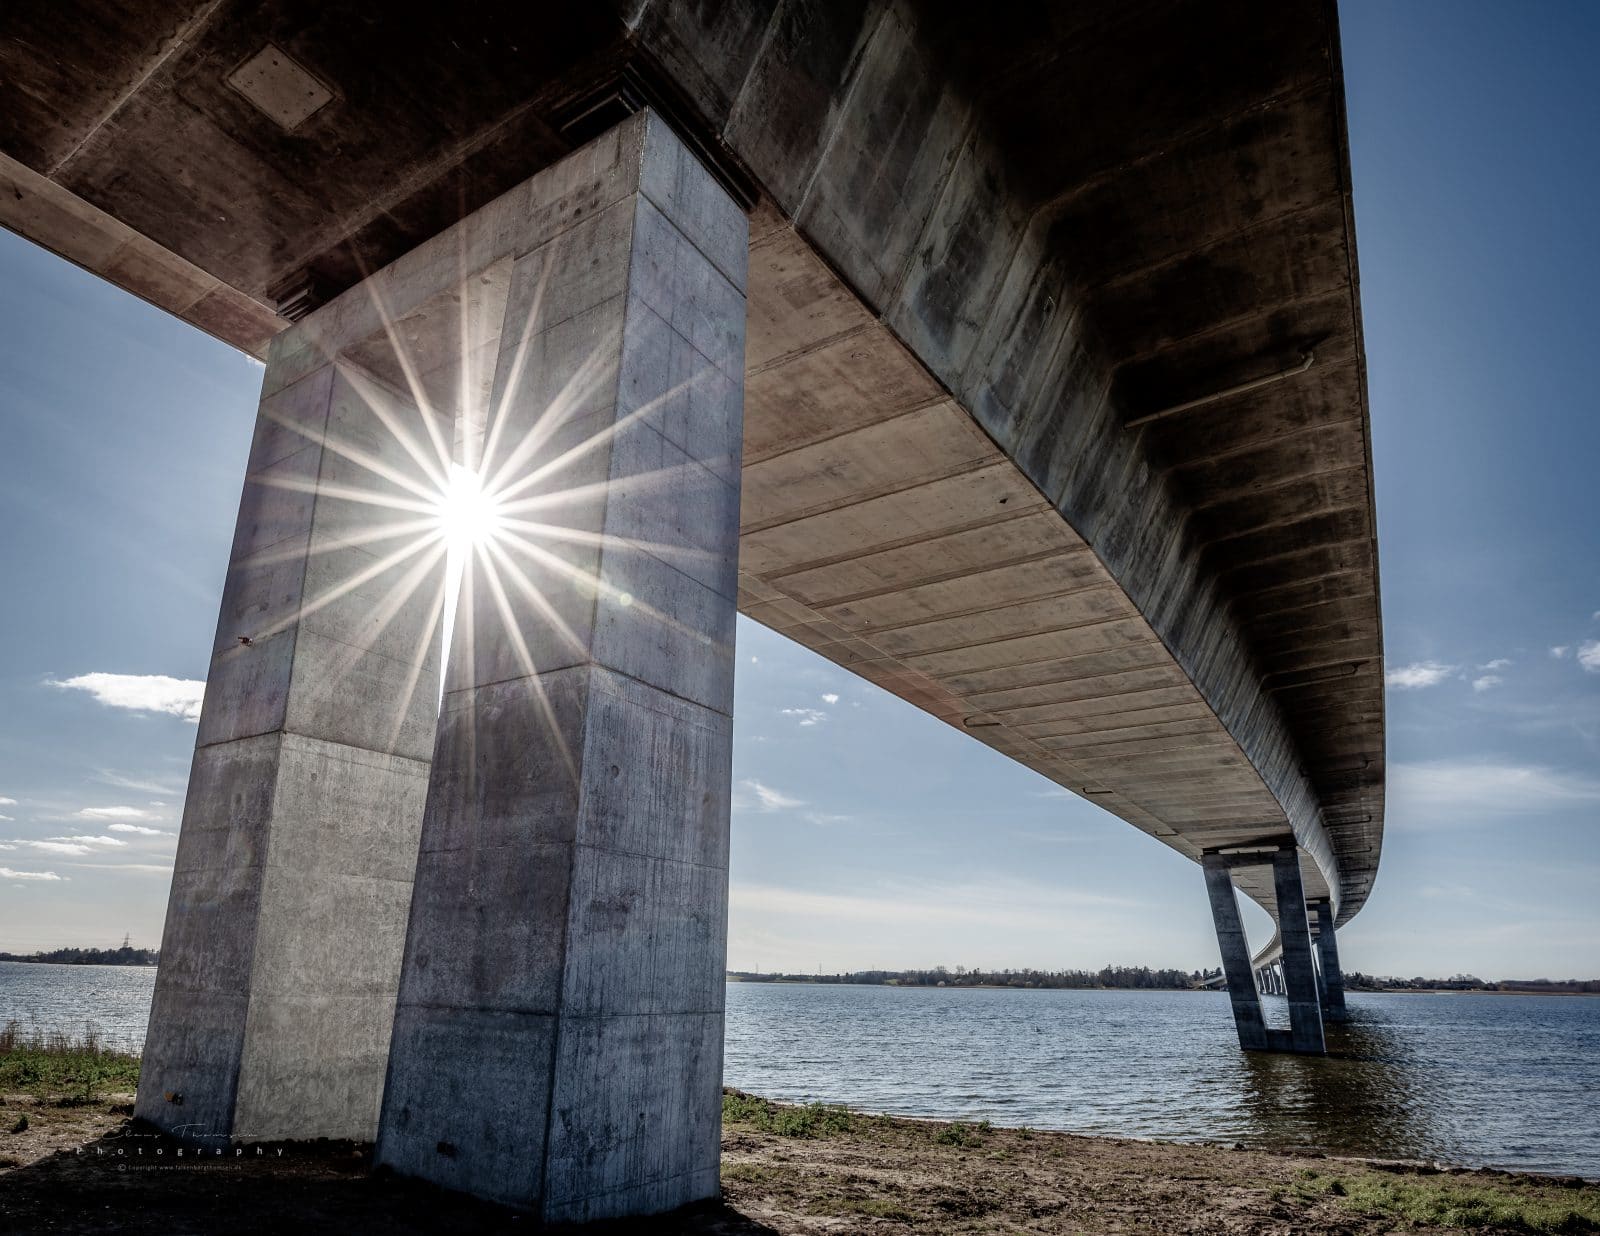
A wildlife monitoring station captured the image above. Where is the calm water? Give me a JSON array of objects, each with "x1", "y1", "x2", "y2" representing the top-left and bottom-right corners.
[
  {"x1": 722, "y1": 983, "x2": 1600, "y2": 1178},
  {"x1": 4, "y1": 964, "x2": 1595, "y2": 1177}
]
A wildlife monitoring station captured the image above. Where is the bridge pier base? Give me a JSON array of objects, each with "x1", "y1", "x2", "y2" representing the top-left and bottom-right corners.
[
  {"x1": 372, "y1": 110, "x2": 746, "y2": 1223},
  {"x1": 1203, "y1": 844, "x2": 1327, "y2": 1054}
]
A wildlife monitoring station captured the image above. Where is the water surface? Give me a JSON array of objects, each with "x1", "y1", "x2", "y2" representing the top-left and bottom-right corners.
[
  {"x1": 5, "y1": 963, "x2": 1595, "y2": 1178},
  {"x1": 723, "y1": 981, "x2": 1600, "y2": 1178}
]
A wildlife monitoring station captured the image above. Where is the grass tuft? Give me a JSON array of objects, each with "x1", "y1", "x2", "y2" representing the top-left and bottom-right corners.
[
  {"x1": 933, "y1": 1121, "x2": 987, "y2": 1148},
  {"x1": 1290, "y1": 1168, "x2": 1600, "y2": 1233},
  {"x1": 0, "y1": 1020, "x2": 141, "y2": 1101},
  {"x1": 722, "y1": 1089, "x2": 854, "y2": 1138}
]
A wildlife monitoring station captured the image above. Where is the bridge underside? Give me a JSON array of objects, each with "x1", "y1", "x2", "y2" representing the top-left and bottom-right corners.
[{"x1": 2, "y1": 0, "x2": 1384, "y2": 1216}]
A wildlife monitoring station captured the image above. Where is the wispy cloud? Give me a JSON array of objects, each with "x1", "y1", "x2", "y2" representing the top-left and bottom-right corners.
[
  {"x1": 48, "y1": 834, "x2": 128, "y2": 847},
  {"x1": 1479, "y1": 658, "x2": 1512, "y2": 671},
  {"x1": 14, "y1": 841, "x2": 94, "y2": 856},
  {"x1": 821, "y1": 693, "x2": 840, "y2": 705},
  {"x1": 1390, "y1": 759, "x2": 1600, "y2": 821},
  {"x1": 0, "y1": 867, "x2": 63, "y2": 882},
  {"x1": 781, "y1": 707, "x2": 827, "y2": 727},
  {"x1": 1386, "y1": 661, "x2": 1455, "y2": 689},
  {"x1": 738, "y1": 779, "x2": 804, "y2": 812},
  {"x1": 48, "y1": 672, "x2": 205, "y2": 722},
  {"x1": 75, "y1": 806, "x2": 160, "y2": 826},
  {"x1": 107, "y1": 822, "x2": 169, "y2": 836},
  {"x1": 730, "y1": 877, "x2": 1142, "y2": 934},
  {"x1": 1472, "y1": 675, "x2": 1502, "y2": 692},
  {"x1": 76, "y1": 806, "x2": 159, "y2": 821},
  {"x1": 0, "y1": 797, "x2": 16, "y2": 806},
  {"x1": 94, "y1": 770, "x2": 186, "y2": 796},
  {"x1": 1551, "y1": 646, "x2": 1570, "y2": 659},
  {"x1": 1579, "y1": 641, "x2": 1600, "y2": 673}
]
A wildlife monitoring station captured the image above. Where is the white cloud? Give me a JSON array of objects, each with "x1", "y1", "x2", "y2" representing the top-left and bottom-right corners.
[
  {"x1": 1578, "y1": 641, "x2": 1600, "y2": 673},
  {"x1": 1551, "y1": 646, "x2": 1570, "y2": 659},
  {"x1": 1479, "y1": 658, "x2": 1511, "y2": 671},
  {"x1": 1471, "y1": 675, "x2": 1502, "y2": 692},
  {"x1": 107, "y1": 822, "x2": 168, "y2": 836},
  {"x1": 19, "y1": 841, "x2": 92, "y2": 855},
  {"x1": 48, "y1": 672, "x2": 206, "y2": 722},
  {"x1": 1390, "y1": 759, "x2": 1600, "y2": 821},
  {"x1": 77, "y1": 806, "x2": 159, "y2": 821},
  {"x1": 0, "y1": 797, "x2": 15, "y2": 805},
  {"x1": 48, "y1": 834, "x2": 128, "y2": 847},
  {"x1": 739, "y1": 779, "x2": 803, "y2": 812},
  {"x1": 821, "y1": 693, "x2": 840, "y2": 705},
  {"x1": 0, "y1": 815, "x2": 11, "y2": 822},
  {"x1": 0, "y1": 867, "x2": 63, "y2": 882},
  {"x1": 781, "y1": 707, "x2": 827, "y2": 726},
  {"x1": 1385, "y1": 661, "x2": 1455, "y2": 689},
  {"x1": 94, "y1": 770, "x2": 186, "y2": 796}
]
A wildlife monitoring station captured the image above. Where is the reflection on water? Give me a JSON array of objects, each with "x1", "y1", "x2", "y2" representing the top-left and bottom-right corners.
[
  {"x1": 4, "y1": 963, "x2": 1595, "y2": 1177},
  {"x1": 724, "y1": 982, "x2": 1600, "y2": 1178}
]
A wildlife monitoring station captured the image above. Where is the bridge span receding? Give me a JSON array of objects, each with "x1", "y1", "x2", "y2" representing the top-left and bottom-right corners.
[{"x1": 0, "y1": 0, "x2": 1383, "y2": 1219}]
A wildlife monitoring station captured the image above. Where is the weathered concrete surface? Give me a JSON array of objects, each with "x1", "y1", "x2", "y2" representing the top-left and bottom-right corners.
[
  {"x1": 2, "y1": 0, "x2": 1384, "y2": 991},
  {"x1": 371, "y1": 111, "x2": 744, "y2": 1222},
  {"x1": 1313, "y1": 898, "x2": 1349, "y2": 1021},
  {"x1": 1202, "y1": 852, "x2": 1268, "y2": 1052},
  {"x1": 1273, "y1": 846, "x2": 1326, "y2": 1053},
  {"x1": 136, "y1": 347, "x2": 448, "y2": 1140}
]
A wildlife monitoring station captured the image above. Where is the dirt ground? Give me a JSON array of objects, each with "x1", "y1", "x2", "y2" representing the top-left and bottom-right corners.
[{"x1": 1, "y1": 1090, "x2": 1595, "y2": 1235}]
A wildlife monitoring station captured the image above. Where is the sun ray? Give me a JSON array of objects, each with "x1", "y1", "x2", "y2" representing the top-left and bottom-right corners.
[
  {"x1": 335, "y1": 361, "x2": 454, "y2": 495},
  {"x1": 484, "y1": 364, "x2": 713, "y2": 510},
  {"x1": 494, "y1": 515, "x2": 718, "y2": 574},
  {"x1": 259, "y1": 386, "x2": 445, "y2": 507},
  {"x1": 230, "y1": 530, "x2": 445, "y2": 651},
  {"x1": 356, "y1": 281, "x2": 459, "y2": 483},
  {"x1": 472, "y1": 539, "x2": 579, "y2": 784}
]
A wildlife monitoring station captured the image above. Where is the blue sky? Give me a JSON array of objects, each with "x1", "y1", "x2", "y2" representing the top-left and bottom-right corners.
[{"x1": 2, "y1": 1, "x2": 1597, "y2": 979}]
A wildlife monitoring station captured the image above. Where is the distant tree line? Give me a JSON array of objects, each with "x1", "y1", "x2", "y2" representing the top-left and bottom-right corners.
[
  {"x1": 1347, "y1": 972, "x2": 1600, "y2": 994},
  {"x1": 727, "y1": 965, "x2": 1221, "y2": 990},
  {"x1": 0, "y1": 945, "x2": 158, "y2": 967}
]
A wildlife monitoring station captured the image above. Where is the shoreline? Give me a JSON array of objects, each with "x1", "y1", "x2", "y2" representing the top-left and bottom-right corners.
[{"x1": 2, "y1": 1089, "x2": 1596, "y2": 1234}]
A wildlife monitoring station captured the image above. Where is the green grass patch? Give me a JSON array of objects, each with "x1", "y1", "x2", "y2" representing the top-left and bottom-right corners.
[
  {"x1": 839, "y1": 1197, "x2": 914, "y2": 1222},
  {"x1": 933, "y1": 1120, "x2": 987, "y2": 1148},
  {"x1": 722, "y1": 1089, "x2": 854, "y2": 1138},
  {"x1": 1289, "y1": 1168, "x2": 1600, "y2": 1233},
  {"x1": 0, "y1": 1020, "x2": 141, "y2": 1101}
]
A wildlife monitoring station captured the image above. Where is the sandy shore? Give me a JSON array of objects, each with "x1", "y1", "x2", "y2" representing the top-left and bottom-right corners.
[{"x1": 1, "y1": 1089, "x2": 1596, "y2": 1234}]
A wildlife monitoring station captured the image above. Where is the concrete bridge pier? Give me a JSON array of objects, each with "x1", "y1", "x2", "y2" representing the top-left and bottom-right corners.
[
  {"x1": 1203, "y1": 844, "x2": 1327, "y2": 1054},
  {"x1": 372, "y1": 110, "x2": 745, "y2": 1223},
  {"x1": 1312, "y1": 899, "x2": 1349, "y2": 1021},
  {"x1": 135, "y1": 283, "x2": 453, "y2": 1140},
  {"x1": 1272, "y1": 847, "x2": 1327, "y2": 1053},
  {"x1": 1202, "y1": 852, "x2": 1269, "y2": 1052}
]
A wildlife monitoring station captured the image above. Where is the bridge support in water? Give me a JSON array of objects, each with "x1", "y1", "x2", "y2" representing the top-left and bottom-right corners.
[
  {"x1": 138, "y1": 110, "x2": 745, "y2": 1220},
  {"x1": 1203, "y1": 843, "x2": 1327, "y2": 1054},
  {"x1": 1311, "y1": 898, "x2": 1349, "y2": 1021}
]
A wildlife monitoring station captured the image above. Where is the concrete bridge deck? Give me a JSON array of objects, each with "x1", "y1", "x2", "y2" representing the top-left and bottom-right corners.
[
  {"x1": 0, "y1": 0, "x2": 1384, "y2": 928},
  {"x1": 1, "y1": 0, "x2": 1384, "y2": 1216}
]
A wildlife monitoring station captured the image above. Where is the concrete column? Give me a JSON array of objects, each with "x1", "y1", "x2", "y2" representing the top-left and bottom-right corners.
[
  {"x1": 1312, "y1": 899, "x2": 1348, "y2": 1021},
  {"x1": 1202, "y1": 852, "x2": 1268, "y2": 1051},
  {"x1": 136, "y1": 333, "x2": 452, "y2": 1140},
  {"x1": 1272, "y1": 847, "x2": 1326, "y2": 1053},
  {"x1": 374, "y1": 110, "x2": 746, "y2": 1223}
]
